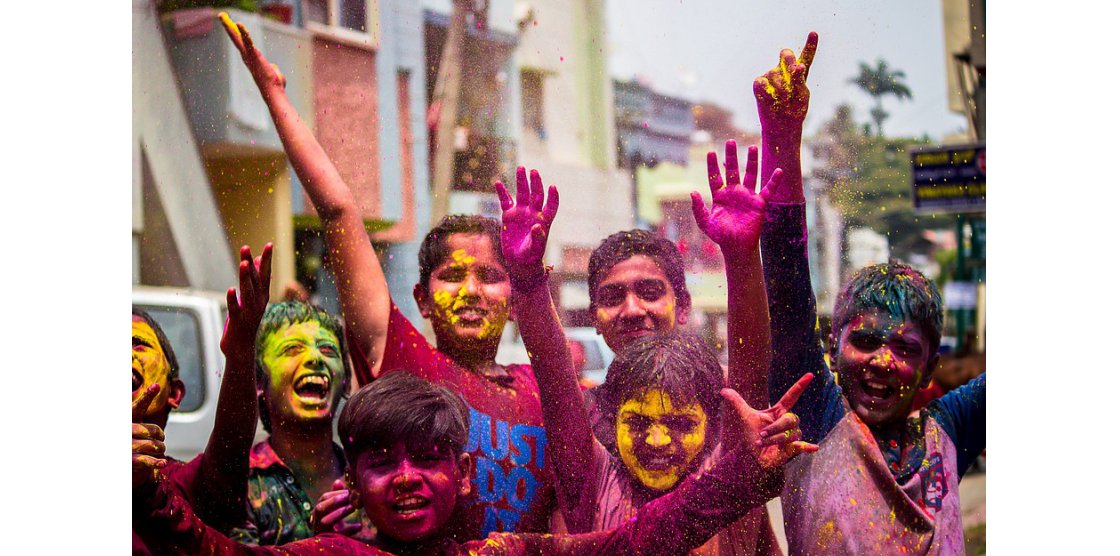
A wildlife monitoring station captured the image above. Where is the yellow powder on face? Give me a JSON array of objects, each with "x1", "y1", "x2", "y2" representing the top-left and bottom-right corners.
[
  {"x1": 616, "y1": 389, "x2": 708, "y2": 491},
  {"x1": 449, "y1": 249, "x2": 476, "y2": 266}
]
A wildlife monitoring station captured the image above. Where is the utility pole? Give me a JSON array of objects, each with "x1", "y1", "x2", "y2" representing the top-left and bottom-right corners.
[{"x1": 429, "y1": 0, "x2": 473, "y2": 227}]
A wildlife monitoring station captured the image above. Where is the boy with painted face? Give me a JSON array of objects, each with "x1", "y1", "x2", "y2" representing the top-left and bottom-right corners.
[
  {"x1": 134, "y1": 371, "x2": 815, "y2": 555},
  {"x1": 751, "y1": 34, "x2": 986, "y2": 554},
  {"x1": 495, "y1": 164, "x2": 808, "y2": 554},
  {"x1": 228, "y1": 301, "x2": 376, "y2": 545},
  {"x1": 220, "y1": 14, "x2": 556, "y2": 540},
  {"x1": 132, "y1": 245, "x2": 272, "y2": 553}
]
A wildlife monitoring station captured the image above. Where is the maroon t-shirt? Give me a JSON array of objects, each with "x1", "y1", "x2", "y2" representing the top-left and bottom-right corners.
[
  {"x1": 133, "y1": 455, "x2": 203, "y2": 554},
  {"x1": 349, "y1": 302, "x2": 556, "y2": 540}
]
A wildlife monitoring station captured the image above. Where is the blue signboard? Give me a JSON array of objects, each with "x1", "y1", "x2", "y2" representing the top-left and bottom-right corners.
[{"x1": 910, "y1": 143, "x2": 985, "y2": 214}]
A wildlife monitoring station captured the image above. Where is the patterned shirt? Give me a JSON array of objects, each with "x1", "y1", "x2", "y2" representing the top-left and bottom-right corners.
[{"x1": 229, "y1": 439, "x2": 376, "y2": 546}]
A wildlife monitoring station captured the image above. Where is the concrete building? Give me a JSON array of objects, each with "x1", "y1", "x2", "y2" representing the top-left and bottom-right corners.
[
  {"x1": 134, "y1": 0, "x2": 429, "y2": 319},
  {"x1": 511, "y1": 0, "x2": 633, "y2": 325}
]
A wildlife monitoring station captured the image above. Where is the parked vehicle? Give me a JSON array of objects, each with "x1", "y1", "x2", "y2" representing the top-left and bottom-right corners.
[
  {"x1": 495, "y1": 325, "x2": 615, "y2": 387},
  {"x1": 133, "y1": 286, "x2": 232, "y2": 461}
]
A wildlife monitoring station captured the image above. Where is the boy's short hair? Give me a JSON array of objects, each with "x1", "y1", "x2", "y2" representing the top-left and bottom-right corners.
[
  {"x1": 587, "y1": 229, "x2": 690, "y2": 311},
  {"x1": 417, "y1": 215, "x2": 507, "y2": 288},
  {"x1": 132, "y1": 306, "x2": 180, "y2": 381},
  {"x1": 596, "y1": 330, "x2": 722, "y2": 457},
  {"x1": 831, "y1": 261, "x2": 944, "y2": 351},
  {"x1": 338, "y1": 372, "x2": 469, "y2": 465},
  {"x1": 254, "y1": 301, "x2": 352, "y2": 433}
]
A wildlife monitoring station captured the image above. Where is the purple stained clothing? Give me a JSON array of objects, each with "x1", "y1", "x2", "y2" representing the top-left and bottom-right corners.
[
  {"x1": 133, "y1": 442, "x2": 781, "y2": 555},
  {"x1": 760, "y1": 201, "x2": 986, "y2": 554},
  {"x1": 781, "y1": 409, "x2": 963, "y2": 554}
]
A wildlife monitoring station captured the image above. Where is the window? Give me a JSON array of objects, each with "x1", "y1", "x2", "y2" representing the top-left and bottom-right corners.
[
  {"x1": 137, "y1": 305, "x2": 207, "y2": 413},
  {"x1": 521, "y1": 69, "x2": 546, "y2": 139},
  {"x1": 304, "y1": 0, "x2": 371, "y2": 34}
]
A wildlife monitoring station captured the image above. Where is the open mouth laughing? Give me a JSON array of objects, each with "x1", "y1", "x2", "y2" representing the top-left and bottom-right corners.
[
  {"x1": 293, "y1": 373, "x2": 332, "y2": 405},
  {"x1": 133, "y1": 369, "x2": 144, "y2": 394}
]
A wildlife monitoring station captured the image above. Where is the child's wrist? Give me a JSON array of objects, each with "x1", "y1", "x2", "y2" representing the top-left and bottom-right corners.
[{"x1": 510, "y1": 265, "x2": 549, "y2": 292}]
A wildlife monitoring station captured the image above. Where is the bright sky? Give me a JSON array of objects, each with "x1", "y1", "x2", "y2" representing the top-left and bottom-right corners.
[{"x1": 607, "y1": 0, "x2": 969, "y2": 140}]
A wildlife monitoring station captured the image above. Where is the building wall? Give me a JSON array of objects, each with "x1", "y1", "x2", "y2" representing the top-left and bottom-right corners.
[{"x1": 312, "y1": 37, "x2": 382, "y2": 218}]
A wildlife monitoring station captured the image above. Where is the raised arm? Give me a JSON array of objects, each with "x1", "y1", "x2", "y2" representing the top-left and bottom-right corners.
[
  {"x1": 691, "y1": 142, "x2": 773, "y2": 446},
  {"x1": 756, "y1": 32, "x2": 816, "y2": 201},
  {"x1": 219, "y1": 13, "x2": 391, "y2": 377},
  {"x1": 191, "y1": 244, "x2": 273, "y2": 529},
  {"x1": 494, "y1": 168, "x2": 597, "y2": 520}
]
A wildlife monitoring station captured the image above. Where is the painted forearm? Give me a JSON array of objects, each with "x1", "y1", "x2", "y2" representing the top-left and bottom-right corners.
[
  {"x1": 136, "y1": 480, "x2": 277, "y2": 555},
  {"x1": 761, "y1": 128, "x2": 804, "y2": 204},
  {"x1": 255, "y1": 74, "x2": 391, "y2": 376},
  {"x1": 512, "y1": 280, "x2": 596, "y2": 514},
  {"x1": 722, "y1": 245, "x2": 771, "y2": 448},
  {"x1": 625, "y1": 443, "x2": 780, "y2": 555},
  {"x1": 197, "y1": 351, "x2": 257, "y2": 528}
]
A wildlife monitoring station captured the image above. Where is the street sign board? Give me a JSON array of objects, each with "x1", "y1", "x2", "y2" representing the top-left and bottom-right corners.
[{"x1": 910, "y1": 143, "x2": 985, "y2": 214}]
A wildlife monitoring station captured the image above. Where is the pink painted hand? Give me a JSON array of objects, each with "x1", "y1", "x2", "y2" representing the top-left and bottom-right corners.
[
  {"x1": 220, "y1": 244, "x2": 274, "y2": 360},
  {"x1": 721, "y1": 372, "x2": 818, "y2": 471},
  {"x1": 311, "y1": 479, "x2": 363, "y2": 536},
  {"x1": 754, "y1": 32, "x2": 817, "y2": 133},
  {"x1": 494, "y1": 167, "x2": 559, "y2": 290},
  {"x1": 219, "y1": 12, "x2": 287, "y2": 90},
  {"x1": 691, "y1": 141, "x2": 783, "y2": 251}
]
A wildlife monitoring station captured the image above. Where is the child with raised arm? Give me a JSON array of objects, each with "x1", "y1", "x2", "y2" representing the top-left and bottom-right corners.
[
  {"x1": 131, "y1": 244, "x2": 272, "y2": 554},
  {"x1": 219, "y1": 13, "x2": 554, "y2": 539},
  {"x1": 494, "y1": 162, "x2": 810, "y2": 554},
  {"x1": 133, "y1": 372, "x2": 815, "y2": 555},
  {"x1": 752, "y1": 33, "x2": 986, "y2": 554}
]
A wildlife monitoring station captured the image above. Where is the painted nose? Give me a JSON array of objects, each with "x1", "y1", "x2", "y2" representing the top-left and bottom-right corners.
[
  {"x1": 461, "y1": 274, "x2": 481, "y2": 296},
  {"x1": 303, "y1": 350, "x2": 325, "y2": 370},
  {"x1": 645, "y1": 424, "x2": 672, "y2": 448},
  {"x1": 392, "y1": 465, "x2": 421, "y2": 492},
  {"x1": 620, "y1": 291, "x2": 645, "y2": 317},
  {"x1": 869, "y1": 348, "x2": 897, "y2": 373}
]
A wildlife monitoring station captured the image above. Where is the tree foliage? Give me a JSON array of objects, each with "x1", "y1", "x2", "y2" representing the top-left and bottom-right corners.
[
  {"x1": 850, "y1": 59, "x2": 913, "y2": 136},
  {"x1": 814, "y1": 104, "x2": 948, "y2": 260}
]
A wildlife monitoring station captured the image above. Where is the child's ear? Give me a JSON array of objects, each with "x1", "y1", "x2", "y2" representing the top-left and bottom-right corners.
[
  {"x1": 166, "y1": 378, "x2": 187, "y2": 409},
  {"x1": 456, "y1": 453, "x2": 472, "y2": 497},
  {"x1": 413, "y1": 283, "x2": 432, "y2": 319}
]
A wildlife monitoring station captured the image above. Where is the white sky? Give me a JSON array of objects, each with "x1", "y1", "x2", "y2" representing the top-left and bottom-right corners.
[{"x1": 607, "y1": 0, "x2": 969, "y2": 140}]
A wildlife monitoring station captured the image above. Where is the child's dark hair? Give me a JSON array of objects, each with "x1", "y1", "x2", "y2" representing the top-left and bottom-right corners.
[
  {"x1": 132, "y1": 306, "x2": 181, "y2": 381},
  {"x1": 831, "y1": 261, "x2": 944, "y2": 351},
  {"x1": 587, "y1": 229, "x2": 690, "y2": 311},
  {"x1": 417, "y1": 215, "x2": 508, "y2": 287},
  {"x1": 338, "y1": 372, "x2": 469, "y2": 465},
  {"x1": 596, "y1": 331, "x2": 722, "y2": 457},
  {"x1": 254, "y1": 301, "x2": 352, "y2": 433}
]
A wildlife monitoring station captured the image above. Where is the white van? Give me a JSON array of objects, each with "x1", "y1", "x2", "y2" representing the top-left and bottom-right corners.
[{"x1": 133, "y1": 286, "x2": 231, "y2": 461}]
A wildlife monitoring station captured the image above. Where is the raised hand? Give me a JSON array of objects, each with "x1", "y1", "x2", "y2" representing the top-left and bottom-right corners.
[
  {"x1": 754, "y1": 32, "x2": 817, "y2": 130},
  {"x1": 494, "y1": 167, "x2": 559, "y2": 290},
  {"x1": 219, "y1": 12, "x2": 287, "y2": 90},
  {"x1": 721, "y1": 372, "x2": 818, "y2": 470},
  {"x1": 691, "y1": 141, "x2": 782, "y2": 250},
  {"x1": 220, "y1": 243, "x2": 273, "y2": 360},
  {"x1": 311, "y1": 479, "x2": 363, "y2": 536},
  {"x1": 133, "y1": 384, "x2": 168, "y2": 489}
]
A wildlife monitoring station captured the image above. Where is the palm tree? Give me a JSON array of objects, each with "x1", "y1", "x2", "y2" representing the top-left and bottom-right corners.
[{"x1": 850, "y1": 59, "x2": 912, "y2": 136}]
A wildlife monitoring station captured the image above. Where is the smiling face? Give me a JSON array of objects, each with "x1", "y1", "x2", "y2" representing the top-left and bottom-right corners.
[
  {"x1": 260, "y1": 321, "x2": 347, "y2": 428},
  {"x1": 616, "y1": 388, "x2": 708, "y2": 491},
  {"x1": 833, "y1": 309, "x2": 938, "y2": 428},
  {"x1": 592, "y1": 256, "x2": 688, "y2": 352},
  {"x1": 416, "y1": 234, "x2": 511, "y2": 354},
  {"x1": 132, "y1": 316, "x2": 183, "y2": 425},
  {"x1": 348, "y1": 442, "x2": 470, "y2": 543}
]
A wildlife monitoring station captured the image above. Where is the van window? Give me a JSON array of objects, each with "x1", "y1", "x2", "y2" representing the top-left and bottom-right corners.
[
  {"x1": 579, "y1": 340, "x2": 604, "y2": 371},
  {"x1": 138, "y1": 306, "x2": 206, "y2": 413}
]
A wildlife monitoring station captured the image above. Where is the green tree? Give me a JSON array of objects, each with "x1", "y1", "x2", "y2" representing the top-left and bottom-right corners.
[
  {"x1": 850, "y1": 59, "x2": 913, "y2": 136},
  {"x1": 815, "y1": 104, "x2": 946, "y2": 260}
]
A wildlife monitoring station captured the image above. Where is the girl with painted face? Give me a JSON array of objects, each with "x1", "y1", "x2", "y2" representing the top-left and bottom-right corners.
[
  {"x1": 495, "y1": 164, "x2": 815, "y2": 550},
  {"x1": 220, "y1": 14, "x2": 556, "y2": 541}
]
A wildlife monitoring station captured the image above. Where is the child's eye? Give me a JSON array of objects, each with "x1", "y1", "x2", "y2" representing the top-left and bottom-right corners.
[
  {"x1": 596, "y1": 286, "x2": 625, "y2": 308},
  {"x1": 624, "y1": 415, "x2": 652, "y2": 431},
  {"x1": 318, "y1": 343, "x2": 339, "y2": 357},
  {"x1": 663, "y1": 417, "x2": 699, "y2": 433},
  {"x1": 477, "y1": 267, "x2": 507, "y2": 284},
  {"x1": 438, "y1": 268, "x2": 467, "y2": 282},
  {"x1": 282, "y1": 344, "x2": 304, "y2": 356},
  {"x1": 634, "y1": 281, "x2": 667, "y2": 302}
]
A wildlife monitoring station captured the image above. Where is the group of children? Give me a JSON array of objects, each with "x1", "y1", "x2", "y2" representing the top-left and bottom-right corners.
[{"x1": 130, "y1": 13, "x2": 985, "y2": 555}]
